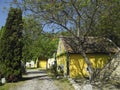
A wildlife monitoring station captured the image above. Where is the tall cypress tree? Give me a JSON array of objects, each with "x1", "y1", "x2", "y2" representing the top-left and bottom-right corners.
[{"x1": 0, "y1": 8, "x2": 23, "y2": 82}]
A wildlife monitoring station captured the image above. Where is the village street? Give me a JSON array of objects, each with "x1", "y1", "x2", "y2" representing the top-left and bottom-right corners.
[
  {"x1": 10, "y1": 69, "x2": 74, "y2": 90},
  {"x1": 6, "y1": 68, "x2": 120, "y2": 90}
]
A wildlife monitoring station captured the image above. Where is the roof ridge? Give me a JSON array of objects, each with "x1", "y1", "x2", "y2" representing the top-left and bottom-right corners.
[{"x1": 59, "y1": 36, "x2": 119, "y2": 54}]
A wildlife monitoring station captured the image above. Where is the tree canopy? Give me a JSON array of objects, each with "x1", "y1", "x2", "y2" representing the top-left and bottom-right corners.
[
  {"x1": 22, "y1": 16, "x2": 58, "y2": 63},
  {"x1": 0, "y1": 8, "x2": 23, "y2": 82}
]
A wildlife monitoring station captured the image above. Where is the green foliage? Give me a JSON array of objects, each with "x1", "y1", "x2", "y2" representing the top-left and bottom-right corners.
[
  {"x1": 22, "y1": 17, "x2": 58, "y2": 63},
  {"x1": 100, "y1": 1, "x2": 120, "y2": 46},
  {"x1": 0, "y1": 8, "x2": 23, "y2": 82},
  {"x1": 88, "y1": 1, "x2": 120, "y2": 47},
  {"x1": 0, "y1": 27, "x2": 5, "y2": 40},
  {"x1": 22, "y1": 17, "x2": 42, "y2": 62},
  {"x1": 50, "y1": 62, "x2": 58, "y2": 77},
  {"x1": 34, "y1": 34, "x2": 58, "y2": 58}
]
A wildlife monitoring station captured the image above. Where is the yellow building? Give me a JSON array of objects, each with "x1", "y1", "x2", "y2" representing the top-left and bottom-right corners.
[
  {"x1": 36, "y1": 57, "x2": 47, "y2": 69},
  {"x1": 56, "y1": 36, "x2": 119, "y2": 78}
]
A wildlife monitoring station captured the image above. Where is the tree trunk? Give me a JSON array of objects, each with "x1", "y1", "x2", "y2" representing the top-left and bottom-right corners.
[
  {"x1": 81, "y1": 51, "x2": 93, "y2": 82},
  {"x1": 77, "y1": 16, "x2": 80, "y2": 37}
]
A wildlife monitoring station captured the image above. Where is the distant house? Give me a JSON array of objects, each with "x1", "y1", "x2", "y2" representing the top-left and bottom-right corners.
[
  {"x1": 36, "y1": 57, "x2": 47, "y2": 69},
  {"x1": 26, "y1": 60, "x2": 35, "y2": 68},
  {"x1": 47, "y1": 58, "x2": 55, "y2": 69},
  {"x1": 56, "y1": 36, "x2": 119, "y2": 78}
]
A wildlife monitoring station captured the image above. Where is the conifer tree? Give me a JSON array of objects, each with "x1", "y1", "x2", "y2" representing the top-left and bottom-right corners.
[{"x1": 0, "y1": 8, "x2": 23, "y2": 82}]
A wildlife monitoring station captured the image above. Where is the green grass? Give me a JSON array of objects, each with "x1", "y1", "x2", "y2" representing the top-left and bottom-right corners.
[
  {"x1": 46, "y1": 69, "x2": 74, "y2": 90},
  {"x1": 38, "y1": 68, "x2": 47, "y2": 70},
  {"x1": 26, "y1": 67, "x2": 37, "y2": 69},
  {"x1": 54, "y1": 78, "x2": 75, "y2": 90},
  {"x1": 0, "y1": 81, "x2": 25, "y2": 90}
]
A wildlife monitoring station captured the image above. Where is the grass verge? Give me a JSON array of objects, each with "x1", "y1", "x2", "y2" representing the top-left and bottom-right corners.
[
  {"x1": 54, "y1": 78, "x2": 75, "y2": 90},
  {"x1": 0, "y1": 81, "x2": 25, "y2": 90}
]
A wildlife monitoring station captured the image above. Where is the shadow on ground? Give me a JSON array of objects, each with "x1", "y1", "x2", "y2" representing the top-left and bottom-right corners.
[{"x1": 20, "y1": 69, "x2": 49, "y2": 81}]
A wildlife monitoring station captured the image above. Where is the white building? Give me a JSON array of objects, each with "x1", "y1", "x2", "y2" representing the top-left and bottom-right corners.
[
  {"x1": 26, "y1": 60, "x2": 35, "y2": 68},
  {"x1": 47, "y1": 58, "x2": 55, "y2": 69}
]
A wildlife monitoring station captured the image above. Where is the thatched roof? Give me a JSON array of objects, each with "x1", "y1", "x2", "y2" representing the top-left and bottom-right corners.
[{"x1": 60, "y1": 36, "x2": 120, "y2": 54}]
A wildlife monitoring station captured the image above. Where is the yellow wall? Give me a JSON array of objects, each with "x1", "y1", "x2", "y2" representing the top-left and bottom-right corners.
[
  {"x1": 56, "y1": 38, "x2": 111, "y2": 78},
  {"x1": 56, "y1": 38, "x2": 68, "y2": 75},
  {"x1": 70, "y1": 54, "x2": 109, "y2": 78},
  {"x1": 56, "y1": 38, "x2": 66, "y2": 56},
  {"x1": 57, "y1": 54, "x2": 67, "y2": 75},
  {"x1": 39, "y1": 60, "x2": 47, "y2": 69}
]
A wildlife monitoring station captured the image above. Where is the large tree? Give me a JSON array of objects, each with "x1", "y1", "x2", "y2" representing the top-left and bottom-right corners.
[
  {"x1": 11, "y1": 0, "x2": 100, "y2": 82},
  {"x1": 0, "y1": 8, "x2": 23, "y2": 82}
]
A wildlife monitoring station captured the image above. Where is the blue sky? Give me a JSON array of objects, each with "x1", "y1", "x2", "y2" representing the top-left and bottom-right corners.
[
  {"x1": 0, "y1": 0, "x2": 12, "y2": 28},
  {"x1": 0, "y1": 0, "x2": 55, "y2": 32}
]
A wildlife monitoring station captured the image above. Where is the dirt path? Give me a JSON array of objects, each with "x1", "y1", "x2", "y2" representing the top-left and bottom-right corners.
[{"x1": 10, "y1": 69, "x2": 59, "y2": 90}]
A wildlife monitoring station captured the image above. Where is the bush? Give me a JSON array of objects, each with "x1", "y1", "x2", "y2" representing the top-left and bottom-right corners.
[
  {"x1": 57, "y1": 65, "x2": 64, "y2": 76},
  {"x1": 50, "y1": 64, "x2": 58, "y2": 77}
]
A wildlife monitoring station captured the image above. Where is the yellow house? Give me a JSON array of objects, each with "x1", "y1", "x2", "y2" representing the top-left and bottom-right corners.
[
  {"x1": 35, "y1": 57, "x2": 47, "y2": 69},
  {"x1": 56, "y1": 36, "x2": 119, "y2": 78}
]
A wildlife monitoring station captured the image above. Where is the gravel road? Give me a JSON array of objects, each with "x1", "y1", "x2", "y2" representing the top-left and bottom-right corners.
[{"x1": 10, "y1": 69, "x2": 59, "y2": 90}]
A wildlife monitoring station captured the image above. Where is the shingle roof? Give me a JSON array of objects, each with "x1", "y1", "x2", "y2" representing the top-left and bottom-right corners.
[{"x1": 61, "y1": 36, "x2": 120, "y2": 54}]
